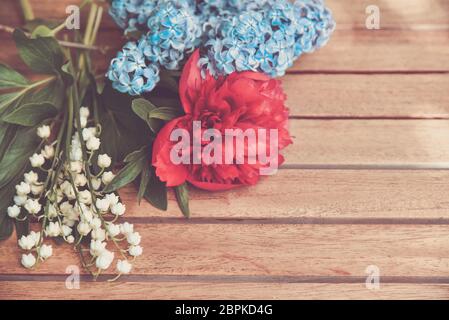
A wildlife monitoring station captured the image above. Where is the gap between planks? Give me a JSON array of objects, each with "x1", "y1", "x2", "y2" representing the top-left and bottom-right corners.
[{"x1": 2, "y1": 274, "x2": 449, "y2": 285}]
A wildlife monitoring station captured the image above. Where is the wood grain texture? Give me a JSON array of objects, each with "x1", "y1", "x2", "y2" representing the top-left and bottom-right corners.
[
  {"x1": 2, "y1": 0, "x2": 449, "y2": 29},
  {"x1": 1, "y1": 0, "x2": 449, "y2": 301},
  {"x1": 287, "y1": 120, "x2": 449, "y2": 165},
  {"x1": 2, "y1": 224, "x2": 449, "y2": 277},
  {"x1": 2, "y1": 282, "x2": 449, "y2": 300},
  {"x1": 117, "y1": 170, "x2": 449, "y2": 219},
  {"x1": 285, "y1": 74, "x2": 449, "y2": 117},
  {"x1": 291, "y1": 29, "x2": 449, "y2": 72}
]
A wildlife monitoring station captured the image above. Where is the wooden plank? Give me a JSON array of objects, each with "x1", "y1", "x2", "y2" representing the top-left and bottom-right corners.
[
  {"x1": 291, "y1": 30, "x2": 449, "y2": 72},
  {"x1": 287, "y1": 120, "x2": 449, "y2": 165},
  {"x1": 284, "y1": 74, "x2": 449, "y2": 117},
  {"x1": 118, "y1": 170, "x2": 449, "y2": 219},
  {"x1": 2, "y1": 0, "x2": 449, "y2": 29},
  {"x1": 1, "y1": 281, "x2": 449, "y2": 300},
  {"x1": 1, "y1": 224, "x2": 449, "y2": 277},
  {"x1": 2, "y1": 29, "x2": 449, "y2": 74},
  {"x1": 328, "y1": 0, "x2": 449, "y2": 28}
]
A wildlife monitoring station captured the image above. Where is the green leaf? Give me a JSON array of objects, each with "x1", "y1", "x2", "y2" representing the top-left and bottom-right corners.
[
  {"x1": 104, "y1": 147, "x2": 148, "y2": 193},
  {"x1": 175, "y1": 183, "x2": 190, "y2": 218},
  {"x1": 31, "y1": 25, "x2": 53, "y2": 38},
  {"x1": 132, "y1": 98, "x2": 156, "y2": 122},
  {"x1": 0, "y1": 126, "x2": 40, "y2": 188},
  {"x1": 0, "y1": 64, "x2": 29, "y2": 89},
  {"x1": 0, "y1": 214, "x2": 13, "y2": 241},
  {"x1": 3, "y1": 102, "x2": 57, "y2": 126},
  {"x1": 144, "y1": 171, "x2": 168, "y2": 211},
  {"x1": 138, "y1": 162, "x2": 152, "y2": 204},
  {"x1": 132, "y1": 98, "x2": 179, "y2": 133},
  {"x1": 32, "y1": 79, "x2": 64, "y2": 109},
  {"x1": 0, "y1": 124, "x2": 18, "y2": 162},
  {"x1": 149, "y1": 107, "x2": 179, "y2": 121},
  {"x1": 0, "y1": 92, "x2": 24, "y2": 116},
  {"x1": 22, "y1": 19, "x2": 60, "y2": 33},
  {"x1": 98, "y1": 83, "x2": 151, "y2": 163},
  {"x1": 13, "y1": 29, "x2": 65, "y2": 75}
]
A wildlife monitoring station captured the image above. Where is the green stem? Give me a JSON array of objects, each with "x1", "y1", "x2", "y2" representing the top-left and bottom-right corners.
[{"x1": 19, "y1": 0, "x2": 34, "y2": 21}]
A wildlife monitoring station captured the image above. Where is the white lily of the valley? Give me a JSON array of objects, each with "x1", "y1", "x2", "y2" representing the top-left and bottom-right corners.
[
  {"x1": 77, "y1": 221, "x2": 92, "y2": 236},
  {"x1": 95, "y1": 198, "x2": 110, "y2": 213},
  {"x1": 96, "y1": 250, "x2": 114, "y2": 270},
  {"x1": 90, "y1": 240, "x2": 107, "y2": 256},
  {"x1": 42, "y1": 145, "x2": 55, "y2": 159},
  {"x1": 127, "y1": 232, "x2": 141, "y2": 246},
  {"x1": 24, "y1": 171, "x2": 39, "y2": 184},
  {"x1": 120, "y1": 222, "x2": 134, "y2": 235},
  {"x1": 86, "y1": 136, "x2": 100, "y2": 151},
  {"x1": 37, "y1": 125, "x2": 51, "y2": 139},
  {"x1": 107, "y1": 224, "x2": 120, "y2": 237},
  {"x1": 18, "y1": 235, "x2": 35, "y2": 250},
  {"x1": 39, "y1": 244, "x2": 53, "y2": 260},
  {"x1": 29, "y1": 153, "x2": 45, "y2": 168},
  {"x1": 7, "y1": 205, "x2": 21, "y2": 219},
  {"x1": 111, "y1": 203, "x2": 126, "y2": 216},
  {"x1": 24, "y1": 199, "x2": 42, "y2": 215},
  {"x1": 45, "y1": 221, "x2": 62, "y2": 237},
  {"x1": 102, "y1": 171, "x2": 115, "y2": 185},
  {"x1": 21, "y1": 253, "x2": 36, "y2": 269},
  {"x1": 97, "y1": 154, "x2": 112, "y2": 168},
  {"x1": 129, "y1": 245, "x2": 143, "y2": 257},
  {"x1": 117, "y1": 260, "x2": 132, "y2": 274}
]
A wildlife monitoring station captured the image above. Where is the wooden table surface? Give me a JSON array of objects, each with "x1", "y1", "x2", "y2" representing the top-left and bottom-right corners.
[{"x1": 1, "y1": 0, "x2": 449, "y2": 300}]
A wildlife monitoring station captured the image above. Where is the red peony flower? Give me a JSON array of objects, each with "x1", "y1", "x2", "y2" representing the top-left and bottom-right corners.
[{"x1": 152, "y1": 50, "x2": 292, "y2": 191}]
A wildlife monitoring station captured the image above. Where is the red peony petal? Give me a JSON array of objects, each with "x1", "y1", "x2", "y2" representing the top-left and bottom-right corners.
[{"x1": 179, "y1": 49, "x2": 202, "y2": 114}]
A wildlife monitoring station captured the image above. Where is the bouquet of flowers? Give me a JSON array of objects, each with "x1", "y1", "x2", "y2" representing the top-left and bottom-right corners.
[{"x1": 0, "y1": 0, "x2": 334, "y2": 279}]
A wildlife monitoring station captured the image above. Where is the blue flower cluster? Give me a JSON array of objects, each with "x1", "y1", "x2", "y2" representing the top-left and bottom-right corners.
[
  {"x1": 107, "y1": 0, "x2": 335, "y2": 95},
  {"x1": 107, "y1": 41, "x2": 160, "y2": 95},
  {"x1": 107, "y1": 1, "x2": 201, "y2": 95},
  {"x1": 199, "y1": 0, "x2": 336, "y2": 77}
]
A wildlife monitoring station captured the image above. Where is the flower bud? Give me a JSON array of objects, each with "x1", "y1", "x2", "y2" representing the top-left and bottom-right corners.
[
  {"x1": 102, "y1": 171, "x2": 115, "y2": 185},
  {"x1": 14, "y1": 195, "x2": 27, "y2": 206},
  {"x1": 78, "y1": 190, "x2": 92, "y2": 205},
  {"x1": 96, "y1": 251, "x2": 114, "y2": 270},
  {"x1": 117, "y1": 260, "x2": 132, "y2": 274},
  {"x1": 7, "y1": 205, "x2": 21, "y2": 219},
  {"x1": 24, "y1": 199, "x2": 42, "y2": 215},
  {"x1": 126, "y1": 232, "x2": 141, "y2": 246},
  {"x1": 77, "y1": 222, "x2": 92, "y2": 236},
  {"x1": 86, "y1": 136, "x2": 100, "y2": 151},
  {"x1": 21, "y1": 253, "x2": 36, "y2": 269},
  {"x1": 96, "y1": 198, "x2": 110, "y2": 213},
  {"x1": 37, "y1": 125, "x2": 51, "y2": 139},
  {"x1": 42, "y1": 145, "x2": 55, "y2": 159},
  {"x1": 39, "y1": 244, "x2": 53, "y2": 260},
  {"x1": 129, "y1": 245, "x2": 143, "y2": 257},
  {"x1": 80, "y1": 107, "x2": 90, "y2": 119},
  {"x1": 24, "y1": 171, "x2": 39, "y2": 185},
  {"x1": 97, "y1": 154, "x2": 112, "y2": 169},
  {"x1": 90, "y1": 240, "x2": 106, "y2": 256},
  {"x1": 31, "y1": 184, "x2": 44, "y2": 196},
  {"x1": 29, "y1": 153, "x2": 45, "y2": 168},
  {"x1": 45, "y1": 221, "x2": 61, "y2": 237},
  {"x1": 111, "y1": 203, "x2": 126, "y2": 216}
]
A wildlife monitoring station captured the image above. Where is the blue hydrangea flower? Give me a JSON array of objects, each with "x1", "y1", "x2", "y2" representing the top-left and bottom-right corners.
[
  {"x1": 199, "y1": 0, "x2": 335, "y2": 78},
  {"x1": 107, "y1": 0, "x2": 336, "y2": 95},
  {"x1": 293, "y1": 0, "x2": 336, "y2": 55},
  {"x1": 139, "y1": 1, "x2": 201, "y2": 70},
  {"x1": 107, "y1": 41, "x2": 160, "y2": 96},
  {"x1": 109, "y1": 0, "x2": 196, "y2": 33}
]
